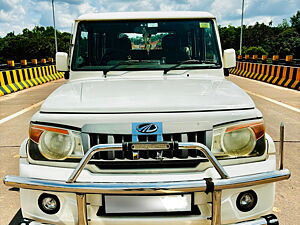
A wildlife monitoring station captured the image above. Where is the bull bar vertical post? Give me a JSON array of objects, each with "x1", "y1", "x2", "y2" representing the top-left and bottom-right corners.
[
  {"x1": 69, "y1": 142, "x2": 228, "y2": 225},
  {"x1": 76, "y1": 194, "x2": 88, "y2": 225},
  {"x1": 212, "y1": 191, "x2": 222, "y2": 225}
]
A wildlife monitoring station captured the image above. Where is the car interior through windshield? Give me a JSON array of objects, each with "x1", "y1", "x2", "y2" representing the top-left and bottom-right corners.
[{"x1": 72, "y1": 20, "x2": 221, "y2": 72}]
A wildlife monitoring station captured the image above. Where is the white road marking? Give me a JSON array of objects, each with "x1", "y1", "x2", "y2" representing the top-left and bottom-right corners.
[
  {"x1": 0, "y1": 100, "x2": 44, "y2": 125},
  {"x1": 246, "y1": 90, "x2": 300, "y2": 113}
]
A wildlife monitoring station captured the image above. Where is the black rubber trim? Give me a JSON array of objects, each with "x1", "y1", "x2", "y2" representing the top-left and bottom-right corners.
[
  {"x1": 31, "y1": 121, "x2": 81, "y2": 131},
  {"x1": 204, "y1": 178, "x2": 214, "y2": 194},
  {"x1": 8, "y1": 209, "x2": 23, "y2": 225},
  {"x1": 39, "y1": 107, "x2": 255, "y2": 114},
  {"x1": 262, "y1": 214, "x2": 279, "y2": 225},
  {"x1": 213, "y1": 117, "x2": 263, "y2": 128}
]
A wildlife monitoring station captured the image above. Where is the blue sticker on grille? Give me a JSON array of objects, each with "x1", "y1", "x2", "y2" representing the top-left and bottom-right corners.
[{"x1": 132, "y1": 122, "x2": 163, "y2": 142}]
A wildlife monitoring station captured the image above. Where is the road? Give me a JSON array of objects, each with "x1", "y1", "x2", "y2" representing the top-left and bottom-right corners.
[{"x1": 0, "y1": 75, "x2": 299, "y2": 225}]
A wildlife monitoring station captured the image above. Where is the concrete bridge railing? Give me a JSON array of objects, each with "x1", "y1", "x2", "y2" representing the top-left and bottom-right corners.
[
  {"x1": 229, "y1": 61, "x2": 300, "y2": 91},
  {"x1": 0, "y1": 65, "x2": 64, "y2": 96}
]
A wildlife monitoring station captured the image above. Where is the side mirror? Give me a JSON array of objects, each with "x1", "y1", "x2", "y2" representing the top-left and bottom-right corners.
[
  {"x1": 223, "y1": 49, "x2": 236, "y2": 68},
  {"x1": 56, "y1": 52, "x2": 69, "y2": 72}
]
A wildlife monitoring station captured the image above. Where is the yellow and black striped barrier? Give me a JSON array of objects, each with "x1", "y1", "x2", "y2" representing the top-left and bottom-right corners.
[
  {"x1": 229, "y1": 62, "x2": 300, "y2": 91},
  {"x1": 0, "y1": 65, "x2": 64, "y2": 96}
]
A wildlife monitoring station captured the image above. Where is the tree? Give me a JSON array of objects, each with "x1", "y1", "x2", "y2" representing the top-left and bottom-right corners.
[
  {"x1": 0, "y1": 11, "x2": 299, "y2": 64},
  {"x1": 218, "y1": 11, "x2": 299, "y2": 58},
  {"x1": 0, "y1": 26, "x2": 71, "y2": 63},
  {"x1": 290, "y1": 10, "x2": 300, "y2": 33},
  {"x1": 243, "y1": 46, "x2": 268, "y2": 56}
]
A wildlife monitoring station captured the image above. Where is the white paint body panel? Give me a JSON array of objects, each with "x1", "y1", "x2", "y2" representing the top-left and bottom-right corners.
[
  {"x1": 17, "y1": 11, "x2": 279, "y2": 225},
  {"x1": 40, "y1": 75, "x2": 255, "y2": 113},
  {"x1": 77, "y1": 11, "x2": 215, "y2": 21}
]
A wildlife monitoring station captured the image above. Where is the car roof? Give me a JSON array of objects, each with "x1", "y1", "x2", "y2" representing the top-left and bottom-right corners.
[{"x1": 76, "y1": 11, "x2": 215, "y2": 21}]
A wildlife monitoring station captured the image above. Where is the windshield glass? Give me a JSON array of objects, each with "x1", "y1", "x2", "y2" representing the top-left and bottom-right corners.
[{"x1": 71, "y1": 19, "x2": 221, "y2": 72}]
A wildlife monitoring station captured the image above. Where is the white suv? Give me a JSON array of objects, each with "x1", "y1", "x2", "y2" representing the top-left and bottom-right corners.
[{"x1": 4, "y1": 11, "x2": 290, "y2": 225}]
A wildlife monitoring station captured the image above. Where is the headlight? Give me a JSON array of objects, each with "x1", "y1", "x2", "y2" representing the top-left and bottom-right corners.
[
  {"x1": 212, "y1": 121, "x2": 265, "y2": 157},
  {"x1": 29, "y1": 124, "x2": 84, "y2": 160}
]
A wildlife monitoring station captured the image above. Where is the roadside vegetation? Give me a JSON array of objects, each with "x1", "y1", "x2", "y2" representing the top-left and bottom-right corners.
[
  {"x1": 0, "y1": 26, "x2": 70, "y2": 63},
  {"x1": 0, "y1": 11, "x2": 299, "y2": 63},
  {"x1": 219, "y1": 10, "x2": 300, "y2": 57}
]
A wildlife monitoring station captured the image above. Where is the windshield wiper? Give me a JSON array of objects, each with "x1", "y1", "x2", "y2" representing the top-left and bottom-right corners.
[
  {"x1": 163, "y1": 59, "x2": 219, "y2": 74},
  {"x1": 103, "y1": 60, "x2": 138, "y2": 76}
]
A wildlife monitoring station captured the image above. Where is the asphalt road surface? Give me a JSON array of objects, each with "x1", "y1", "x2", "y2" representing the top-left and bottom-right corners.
[{"x1": 0, "y1": 75, "x2": 299, "y2": 225}]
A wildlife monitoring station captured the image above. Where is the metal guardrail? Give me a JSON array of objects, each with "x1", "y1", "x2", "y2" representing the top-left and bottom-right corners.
[
  {"x1": 0, "y1": 63, "x2": 54, "y2": 71},
  {"x1": 0, "y1": 58, "x2": 54, "y2": 71},
  {"x1": 237, "y1": 55, "x2": 300, "y2": 67}
]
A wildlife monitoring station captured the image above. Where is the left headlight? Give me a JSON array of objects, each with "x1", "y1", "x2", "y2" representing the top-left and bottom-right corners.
[
  {"x1": 211, "y1": 121, "x2": 265, "y2": 158},
  {"x1": 29, "y1": 124, "x2": 84, "y2": 160}
]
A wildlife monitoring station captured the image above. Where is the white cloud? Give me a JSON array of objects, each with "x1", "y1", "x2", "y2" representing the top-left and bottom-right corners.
[{"x1": 0, "y1": 0, "x2": 298, "y2": 36}]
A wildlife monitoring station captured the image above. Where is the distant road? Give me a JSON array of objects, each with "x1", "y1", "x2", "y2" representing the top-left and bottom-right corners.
[{"x1": 0, "y1": 75, "x2": 299, "y2": 225}]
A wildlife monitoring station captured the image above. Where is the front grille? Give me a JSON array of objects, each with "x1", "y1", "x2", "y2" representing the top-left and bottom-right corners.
[{"x1": 88, "y1": 132, "x2": 206, "y2": 169}]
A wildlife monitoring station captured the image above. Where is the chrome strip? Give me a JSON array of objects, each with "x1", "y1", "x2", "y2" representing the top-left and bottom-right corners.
[
  {"x1": 179, "y1": 143, "x2": 229, "y2": 179},
  {"x1": 67, "y1": 142, "x2": 229, "y2": 183},
  {"x1": 3, "y1": 169, "x2": 290, "y2": 194},
  {"x1": 228, "y1": 218, "x2": 268, "y2": 225},
  {"x1": 76, "y1": 194, "x2": 88, "y2": 225},
  {"x1": 212, "y1": 191, "x2": 222, "y2": 225},
  {"x1": 67, "y1": 144, "x2": 123, "y2": 183}
]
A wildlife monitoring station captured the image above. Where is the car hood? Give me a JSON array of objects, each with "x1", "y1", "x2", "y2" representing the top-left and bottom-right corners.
[{"x1": 41, "y1": 77, "x2": 255, "y2": 113}]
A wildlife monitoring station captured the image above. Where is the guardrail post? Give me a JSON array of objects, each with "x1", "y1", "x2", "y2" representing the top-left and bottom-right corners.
[
  {"x1": 48, "y1": 58, "x2": 54, "y2": 65},
  {"x1": 238, "y1": 55, "x2": 243, "y2": 60},
  {"x1": 41, "y1": 58, "x2": 47, "y2": 65},
  {"x1": 262, "y1": 55, "x2": 268, "y2": 62},
  {"x1": 21, "y1": 59, "x2": 27, "y2": 68},
  {"x1": 285, "y1": 55, "x2": 293, "y2": 65},
  {"x1": 245, "y1": 55, "x2": 250, "y2": 61},
  {"x1": 31, "y1": 59, "x2": 38, "y2": 67},
  {"x1": 7, "y1": 60, "x2": 15, "y2": 68},
  {"x1": 272, "y1": 55, "x2": 279, "y2": 64}
]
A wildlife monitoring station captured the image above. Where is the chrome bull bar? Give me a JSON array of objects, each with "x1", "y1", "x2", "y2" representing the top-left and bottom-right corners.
[{"x1": 3, "y1": 142, "x2": 291, "y2": 225}]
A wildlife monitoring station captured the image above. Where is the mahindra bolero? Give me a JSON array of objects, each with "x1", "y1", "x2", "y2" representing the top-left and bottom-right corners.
[{"x1": 4, "y1": 11, "x2": 290, "y2": 225}]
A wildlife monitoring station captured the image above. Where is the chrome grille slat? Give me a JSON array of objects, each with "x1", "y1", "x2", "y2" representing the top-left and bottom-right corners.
[
  {"x1": 182, "y1": 134, "x2": 188, "y2": 142},
  {"x1": 87, "y1": 131, "x2": 206, "y2": 168}
]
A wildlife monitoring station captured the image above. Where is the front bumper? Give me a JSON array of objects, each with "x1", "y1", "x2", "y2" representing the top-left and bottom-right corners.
[{"x1": 3, "y1": 142, "x2": 290, "y2": 225}]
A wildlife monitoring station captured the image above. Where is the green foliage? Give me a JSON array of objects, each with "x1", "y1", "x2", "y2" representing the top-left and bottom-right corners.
[
  {"x1": 0, "y1": 11, "x2": 299, "y2": 63},
  {"x1": 218, "y1": 10, "x2": 300, "y2": 58},
  {"x1": 0, "y1": 26, "x2": 71, "y2": 63},
  {"x1": 218, "y1": 25, "x2": 240, "y2": 50},
  {"x1": 242, "y1": 46, "x2": 268, "y2": 56},
  {"x1": 290, "y1": 11, "x2": 300, "y2": 33}
]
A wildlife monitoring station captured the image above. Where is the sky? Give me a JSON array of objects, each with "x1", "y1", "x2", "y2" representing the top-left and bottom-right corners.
[{"x1": 0, "y1": 0, "x2": 299, "y2": 37}]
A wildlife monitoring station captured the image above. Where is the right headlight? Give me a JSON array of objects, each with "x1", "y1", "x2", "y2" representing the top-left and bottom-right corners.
[
  {"x1": 211, "y1": 121, "x2": 266, "y2": 158},
  {"x1": 28, "y1": 124, "x2": 84, "y2": 160}
]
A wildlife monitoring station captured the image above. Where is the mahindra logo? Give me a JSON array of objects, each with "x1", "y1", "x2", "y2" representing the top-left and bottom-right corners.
[{"x1": 136, "y1": 123, "x2": 158, "y2": 133}]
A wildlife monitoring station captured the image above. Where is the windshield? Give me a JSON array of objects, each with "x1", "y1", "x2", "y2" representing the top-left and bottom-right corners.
[{"x1": 71, "y1": 19, "x2": 221, "y2": 72}]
